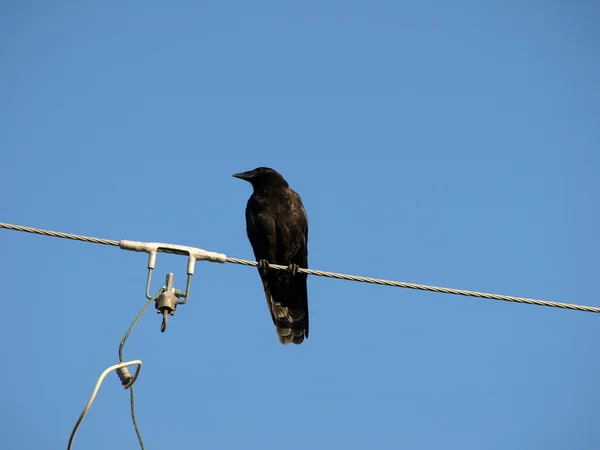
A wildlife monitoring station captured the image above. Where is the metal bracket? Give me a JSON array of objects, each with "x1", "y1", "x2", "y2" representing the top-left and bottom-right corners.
[
  {"x1": 118, "y1": 240, "x2": 224, "y2": 332},
  {"x1": 154, "y1": 273, "x2": 186, "y2": 332}
]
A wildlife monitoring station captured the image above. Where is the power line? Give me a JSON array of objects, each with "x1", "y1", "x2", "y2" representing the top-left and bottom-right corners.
[
  {"x1": 67, "y1": 360, "x2": 143, "y2": 450},
  {"x1": 68, "y1": 292, "x2": 160, "y2": 450},
  {"x1": 119, "y1": 289, "x2": 162, "y2": 450},
  {"x1": 0, "y1": 222, "x2": 120, "y2": 247},
  {"x1": 118, "y1": 294, "x2": 159, "y2": 450},
  {"x1": 1, "y1": 221, "x2": 598, "y2": 314}
]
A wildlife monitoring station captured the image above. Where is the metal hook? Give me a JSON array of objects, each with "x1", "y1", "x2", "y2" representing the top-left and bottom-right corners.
[{"x1": 161, "y1": 309, "x2": 169, "y2": 333}]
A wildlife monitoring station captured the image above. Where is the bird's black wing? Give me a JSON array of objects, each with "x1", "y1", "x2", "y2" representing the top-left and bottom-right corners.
[
  {"x1": 246, "y1": 187, "x2": 309, "y2": 344},
  {"x1": 244, "y1": 192, "x2": 280, "y2": 323},
  {"x1": 276, "y1": 190, "x2": 309, "y2": 338}
]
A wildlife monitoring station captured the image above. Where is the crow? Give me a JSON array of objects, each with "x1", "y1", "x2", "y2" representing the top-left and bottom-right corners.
[{"x1": 233, "y1": 167, "x2": 309, "y2": 345}]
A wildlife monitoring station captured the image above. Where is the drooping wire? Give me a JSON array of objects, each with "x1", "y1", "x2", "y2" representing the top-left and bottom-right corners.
[
  {"x1": 119, "y1": 293, "x2": 161, "y2": 363},
  {"x1": 67, "y1": 293, "x2": 160, "y2": 450},
  {"x1": 67, "y1": 360, "x2": 142, "y2": 450},
  {"x1": 118, "y1": 292, "x2": 163, "y2": 450},
  {"x1": 1, "y1": 221, "x2": 598, "y2": 314}
]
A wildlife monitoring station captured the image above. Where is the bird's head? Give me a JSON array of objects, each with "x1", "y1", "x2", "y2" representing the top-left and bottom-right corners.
[{"x1": 232, "y1": 167, "x2": 289, "y2": 188}]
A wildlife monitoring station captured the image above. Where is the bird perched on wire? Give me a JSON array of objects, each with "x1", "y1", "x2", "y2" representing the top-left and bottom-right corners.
[{"x1": 233, "y1": 167, "x2": 310, "y2": 345}]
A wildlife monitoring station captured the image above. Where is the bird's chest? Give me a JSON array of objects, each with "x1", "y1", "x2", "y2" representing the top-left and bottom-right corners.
[
  {"x1": 246, "y1": 191, "x2": 295, "y2": 229},
  {"x1": 248, "y1": 192, "x2": 292, "y2": 214}
]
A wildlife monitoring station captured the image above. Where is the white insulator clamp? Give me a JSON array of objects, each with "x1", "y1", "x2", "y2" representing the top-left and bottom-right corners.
[{"x1": 119, "y1": 240, "x2": 227, "y2": 273}]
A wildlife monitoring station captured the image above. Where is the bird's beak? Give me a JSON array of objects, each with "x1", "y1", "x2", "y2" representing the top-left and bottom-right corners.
[{"x1": 232, "y1": 171, "x2": 253, "y2": 181}]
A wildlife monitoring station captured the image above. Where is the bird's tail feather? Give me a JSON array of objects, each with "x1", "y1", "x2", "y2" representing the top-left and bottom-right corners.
[{"x1": 263, "y1": 278, "x2": 308, "y2": 345}]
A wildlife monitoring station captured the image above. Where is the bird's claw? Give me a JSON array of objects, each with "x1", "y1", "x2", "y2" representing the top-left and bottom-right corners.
[
  {"x1": 287, "y1": 263, "x2": 299, "y2": 277},
  {"x1": 258, "y1": 259, "x2": 271, "y2": 276}
]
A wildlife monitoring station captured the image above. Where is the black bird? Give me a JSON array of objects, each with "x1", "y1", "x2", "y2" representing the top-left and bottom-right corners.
[{"x1": 233, "y1": 167, "x2": 309, "y2": 345}]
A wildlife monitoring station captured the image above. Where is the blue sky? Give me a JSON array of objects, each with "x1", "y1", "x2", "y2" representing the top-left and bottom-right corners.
[{"x1": 1, "y1": 1, "x2": 598, "y2": 449}]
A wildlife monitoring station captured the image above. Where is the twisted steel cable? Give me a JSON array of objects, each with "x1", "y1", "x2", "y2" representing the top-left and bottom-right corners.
[{"x1": 2, "y1": 222, "x2": 598, "y2": 313}]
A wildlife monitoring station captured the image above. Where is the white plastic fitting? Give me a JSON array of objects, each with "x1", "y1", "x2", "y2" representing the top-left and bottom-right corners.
[{"x1": 119, "y1": 240, "x2": 227, "y2": 273}]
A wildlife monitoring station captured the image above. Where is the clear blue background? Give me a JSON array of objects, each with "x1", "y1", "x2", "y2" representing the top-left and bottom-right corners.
[{"x1": 1, "y1": 1, "x2": 598, "y2": 449}]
